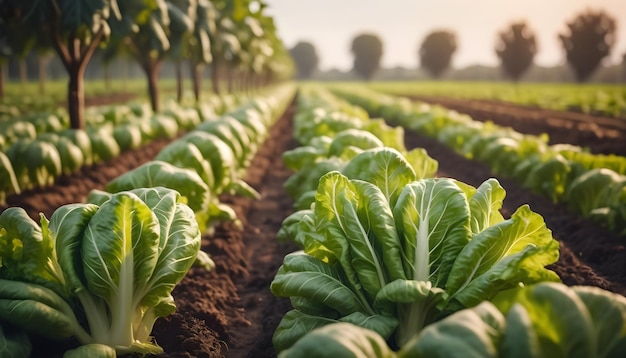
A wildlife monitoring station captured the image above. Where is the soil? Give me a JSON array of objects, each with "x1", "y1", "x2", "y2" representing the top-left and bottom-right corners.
[
  {"x1": 3, "y1": 94, "x2": 626, "y2": 357},
  {"x1": 402, "y1": 95, "x2": 626, "y2": 156}
]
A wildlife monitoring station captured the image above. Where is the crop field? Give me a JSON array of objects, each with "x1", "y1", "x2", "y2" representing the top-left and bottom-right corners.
[
  {"x1": 2, "y1": 1, "x2": 626, "y2": 358},
  {"x1": 1, "y1": 82, "x2": 625, "y2": 357},
  {"x1": 369, "y1": 81, "x2": 626, "y2": 119}
]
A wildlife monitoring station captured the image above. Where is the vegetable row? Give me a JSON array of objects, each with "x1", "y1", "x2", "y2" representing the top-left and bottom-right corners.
[
  {"x1": 270, "y1": 85, "x2": 626, "y2": 357},
  {"x1": 331, "y1": 87, "x2": 626, "y2": 238},
  {"x1": 370, "y1": 81, "x2": 626, "y2": 119},
  {"x1": 0, "y1": 94, "x2": 242, "y2": 205},
  {"x1": 0, "y1": 83, "x2": 297, "y2": 357}
]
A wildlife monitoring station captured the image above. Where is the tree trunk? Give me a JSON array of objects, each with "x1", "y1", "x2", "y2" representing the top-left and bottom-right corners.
[
  {"x1": 67, "y1": 61, "x2": 86, "y2": 130},
  {"x1": 227, "y1": 65, "x2": 234, "y2": 94},
  {"x1": 176, "y1": 60, "x2": 183, "y2": 103},
  {"x1": 211, "y1": 60, "x2": 220, "y2": 94},
  {"x1": 38, "y1": 55, "x2": 49, "y2": 95},
  {"x1": 0, "y1": 63, "x2": 4, "y2": 98},
  {"x1": 19, "y1": 59, "x2": 27, "y2": 84},
  {"x1": 238, "y1": 70, "x2": 245, "y2": 93},
  {"x1": 191, "y1": 61, "x2": 203, "y2": 102},
  {"x1": 49, "y1": 23, "x2": 105, "y2": 130},
  {"x1": 103, "y1": 65, "x2": 111, "y2": 92},
  {"x1": 143, "y1": 61, "x2": 162, "y2": 113},
  {"x1": 122, "y1": 58, "x2": 129, "y2": 90}
]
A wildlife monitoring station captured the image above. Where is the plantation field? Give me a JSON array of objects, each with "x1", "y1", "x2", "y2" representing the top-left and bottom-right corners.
[
  {"x1": 3, "y1": 83, "x2": 626, "y2": 357},
  {"x1": 3, "y1": 0, "x2": 626, "y2": 355},
  {"x1": 368, "y1": 81, "x2": 626, "y2": 119},
  {"x1": 345, "y1": 82, "x2": 626, "y2": 157},
  {"x1": 0, "y1": 79, "x2": 181, "y2": 114}
]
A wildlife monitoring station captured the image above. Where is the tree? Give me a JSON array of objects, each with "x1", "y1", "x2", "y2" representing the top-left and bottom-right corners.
[
  {"x1": 208, "y1": 0, "x2": 285, "y2": 94},
  {"x1": 496, "y1": 22, "x2": 537, "y2": 81},
  {"x1": 0, "y1": 13, "x2": 12, "y2": 98},
  {"x1": 350, "y1": 33, "x2": 383, "y2": 81},
  {"x1": 559, "y1": 9, "x2": 616, "y2": 82},
  {"x1": 167, "y1": 0, "x2": 197, "y2": 104},
  {"x1": 0, "y1": 0, "x2": 120, "y2": 130},
  {"x1": 109, "y1": 0, "x2": 173, "y2": 112},
  {"x1": 228, "y1": 11, "x2": 264, "y2": 93},
  {"x1": 2, "y1": 19, "x2": 35, "y2": 85},
  {"x1": 289, "y1": 41, "x2": 318, "y2": 79},
  {"x1": 419, "y1": 30, "x2": 457, "y2": 79},
  {"x1": 187, "y1": 0, "x2": 216, "y2": 101},
  {"x1": 208, "y1": 0, "x2": 243, "y2": 94},
  {"x1": 254, "y1": 10, "x2": 294, "y2": 87},
  {"x1": 245, "y1": 9, "x2": 291, "y2": 91}
]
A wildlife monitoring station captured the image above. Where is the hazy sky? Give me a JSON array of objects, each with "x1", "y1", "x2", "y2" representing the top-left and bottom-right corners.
[{"x1": 264, "y1": 0, "x2": 626, "y2": 71}]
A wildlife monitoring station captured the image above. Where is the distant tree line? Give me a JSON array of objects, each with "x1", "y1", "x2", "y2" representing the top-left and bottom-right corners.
[
  {"x1": 288, "y1": 8, "x2": 620, "y2": 83},
  {"x1": 0, "y1": 0, "x2": 295, "y2": 129}
]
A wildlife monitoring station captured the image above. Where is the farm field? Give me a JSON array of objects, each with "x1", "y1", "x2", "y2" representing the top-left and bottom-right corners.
[
  {"x1": 369, "y1": 82, "x2": 626, "y2": 120},
  {"x1": 3, "y1": 83, "x2": 626, "y2": 357},
  {"x1": 394, "y1": 95, "x2": 626, "y2": 156},
  {"x1": 3, "y1": 1, "x2": 626, "y2": 357}
]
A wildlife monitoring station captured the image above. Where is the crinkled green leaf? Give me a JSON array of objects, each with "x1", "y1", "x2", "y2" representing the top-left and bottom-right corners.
[
  {"x1": 284, "y1": 157, "x2": 346, "y2": 201},
  {"x1": 273, "y1": 310, "x2": 339, "y2": 353},
  {"x1": 342, "y1": 147, "x2": 417, "y2": 207},
  {"x1": 279, "y1": 322, "x2": 396, "y2": 358},
  {"x1": 0, "y1": 279, "x2": 76, "y2": 339},
  {"x1": 398, "y1": 301, "x2": 505, "y2": 358},
  {"x1": 327, "y1": 129, "x2": 384, "y2": 158},
  {"x1": 467, "y1": 178, "x2": 506, "y2": 235},
  {"x1": 82, "y1": 192, "x2": 160, "y2": 342},
  {"x1": 47, "y1": 203, "x2": 99, "y2": 293},
  {"x1": 393, "y1": 178, "x2": 470, "y2": 286},
  {"x1": 105, "y1": 160, "x2": 211, "y2": 216},
  {"x1": 131, "y1": 188, "x2": 201, "y2": 308},
  {"x1": 0, "y1": 208, "x2": 51, "y2": 284},
  {"x1": 271, "y1": 252, "x2": 366, "y2": 316},
  {"x1": 181, "y1": 131, "x2": 236, "y2": 191},
  {"x1": 446, "y1": 205, "x2": 560, "y2": 307},
  {"x1": 403, "y1": 147, "x2": 438, "y2": 180},
  {"x1": 155, "y1": 141, "x2": 215, "y2": 188}
]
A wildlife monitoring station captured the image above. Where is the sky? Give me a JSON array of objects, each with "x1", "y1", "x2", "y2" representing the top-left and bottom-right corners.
[{"x1": 263, "y1": 0, "x2": 626, "y2": 71}]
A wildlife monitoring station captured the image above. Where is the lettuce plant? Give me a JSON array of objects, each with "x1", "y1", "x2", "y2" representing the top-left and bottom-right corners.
[
  {"x1": 6, "y1": 139, "x2": 63, "y2": 190},
  {"x1": 0, "y1": 151, "x2": 20, "y2": 205},
  {"x1": 0, "y1": 187, "x2": 202, "y2": 356},
  {"x1": 565, "y1": 168, "x2": 626, "y2": 235},
  {"x1": 279, "y1": 282, "x2": 626, "y2": 358},
  {"x1": 272, "y1": 161, "x2": 559, "y2": 351}
]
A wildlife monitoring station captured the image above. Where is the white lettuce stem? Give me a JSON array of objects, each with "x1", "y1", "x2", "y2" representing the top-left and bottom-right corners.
[
  {"x1": 76, "y1": 290, "x2": 109, "y2": 343},
  {"x1": 414, "y1": 214, "x2": 430, "y2": 282},
  {"x1": 110, "y1": 251, "x2": 135, "y2": 346},
  {"x1": 396, "y1": 215, "x2": 431, "y2": 346}
]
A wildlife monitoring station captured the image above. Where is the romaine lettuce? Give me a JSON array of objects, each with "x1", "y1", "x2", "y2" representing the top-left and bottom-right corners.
[{"x1": 0, "y1": 187, "x2": 202, "y2": 356}]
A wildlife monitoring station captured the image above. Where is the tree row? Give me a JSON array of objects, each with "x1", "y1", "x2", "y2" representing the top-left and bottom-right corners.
[
  {"x1": 290, "y1": 9, "x2": 619, "y2": 83},
  {"x1": 0, "y1": 0, "x2": 294, "y2": 129}
]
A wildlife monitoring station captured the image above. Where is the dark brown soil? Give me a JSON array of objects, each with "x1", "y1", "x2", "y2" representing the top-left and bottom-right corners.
[
  {"x1": 403, "y1": 95, "x2": 626, "y2": 156},
  {"x1": 3, "y1": 95, "x2": 626, "y2": 358}
]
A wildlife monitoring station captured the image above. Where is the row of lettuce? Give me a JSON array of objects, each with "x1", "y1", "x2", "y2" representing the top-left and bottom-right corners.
[
  {"x1": 370, "y1": 82, "x2": 626, "y2": 119},
  {"x1": 0, "y1": 96, "x2": 58, "y2": 119},
  {"x1": 0, "y1": 84, "x2": 296, "y2": 357},
  {"x1": 0, "y1": 94, "x2": 242, "y2": 205},
  {"x1": 330, "y1": 86, "x2": 626, "y2": 239},
  {"x1": 269, "y1": 85, "x2": 626, "y2": 357}
]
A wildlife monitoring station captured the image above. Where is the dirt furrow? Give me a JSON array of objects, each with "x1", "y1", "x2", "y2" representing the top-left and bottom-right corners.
[{"x1": 404, "y1": 95, "x2": 626, "y2": 156}]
